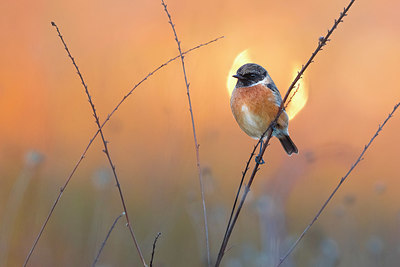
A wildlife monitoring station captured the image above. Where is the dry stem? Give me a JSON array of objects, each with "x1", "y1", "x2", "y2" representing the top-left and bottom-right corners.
[
  {"x1": 150, "y1": 232, "x2": 162, "y2": 267},
  {"x1": 215, "y1": 0, "x2": 356, "y2": 265},
  {"x1": 161, "y1": 0, "x2": 211, "y2": 265},
  {"x1": 92, "y1": 212, "x2": 124, "y2": 266},
  {"x1": 277, "y1": 102, "x2": 400, "y2": 266},
  {"x1": 24, "y1": 28, "x2": 222, "y2": 266},
  {"x1": 50, "y1": 22, "x2": 147, "y2": 266},
  {"x1": 219, "y1": 142, "x2": 260, "y2": 257}
]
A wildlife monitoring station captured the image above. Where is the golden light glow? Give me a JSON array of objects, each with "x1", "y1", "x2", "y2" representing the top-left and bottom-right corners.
[
  {"x1": 227, "y1": 49, "x2": 251, "y2": 96},
  {"x1": 286, "y1": 65, "x2": 308, "y2": 120}
]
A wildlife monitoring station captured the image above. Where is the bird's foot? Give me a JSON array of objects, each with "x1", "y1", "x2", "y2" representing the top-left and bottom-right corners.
[
  {"x1": 255, "y1": 155, "x2": 265, "y2": 165},
  {"x1": 255, "y1": 140, "x2": 265, "y2": 164}
]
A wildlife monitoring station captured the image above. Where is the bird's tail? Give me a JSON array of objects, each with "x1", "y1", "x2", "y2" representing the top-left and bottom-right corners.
[{"x1": 278, "y1": 134, "x2": 298, "y2": 155}]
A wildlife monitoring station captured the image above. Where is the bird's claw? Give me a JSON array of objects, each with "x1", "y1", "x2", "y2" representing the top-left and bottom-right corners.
[{"x1": 255, "y1": 155, "x2": 265, "y2": 165}]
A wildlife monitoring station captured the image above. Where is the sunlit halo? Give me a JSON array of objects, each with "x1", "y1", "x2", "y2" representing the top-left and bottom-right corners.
[
  {"x1": 286, "y1": 65, "x2": 308, "y2": 120},
  {"x1": 227, "y1": 49, "x2": 251, "y2": 96}
]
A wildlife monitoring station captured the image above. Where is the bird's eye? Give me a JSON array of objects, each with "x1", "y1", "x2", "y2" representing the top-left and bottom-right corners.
[{"x1": 250, "y1": 73, "x2": 256, "y2": 78}]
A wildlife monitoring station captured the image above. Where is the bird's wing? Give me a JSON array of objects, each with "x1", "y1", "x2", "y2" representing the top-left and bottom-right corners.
[{"x1": 266, "y1": 82, "x2": 283, "y2": 107}]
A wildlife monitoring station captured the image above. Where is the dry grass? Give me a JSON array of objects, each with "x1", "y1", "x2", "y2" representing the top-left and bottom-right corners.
[{"x1": 5, "y1": 0, "x2": 399, "y2": 266}]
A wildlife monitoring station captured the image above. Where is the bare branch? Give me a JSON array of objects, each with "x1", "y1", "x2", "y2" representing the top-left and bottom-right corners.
[
  {"x1": 215, "y1": 0, "x2": 357, "y2": 265},
  {"x1": 218, "y1": 141, "x2": 260, "y2": 260},
  {"x1": 284, "y1": 83, "x2": 301, "y2": 110},
  {"x1": 92, "y1": 213, "x2": 125, "y2": 267},
  {"x1": 161, "y1": 1, "x2": 211, "y2": 265},
  {"x1": 49, "y1": 22, "x2": 147, "y2": 267},
  {"x1": 276, "y1": 101, "x2": 400, "y2": 266},
  {"x1": 24, "y1": 23, "x2": 222, "y2": 265},
  {"x1": 150, "y1": 232, "x2": 162, "y2": 267}
]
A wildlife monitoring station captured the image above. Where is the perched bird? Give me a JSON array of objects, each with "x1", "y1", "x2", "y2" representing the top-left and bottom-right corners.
[{"x1": 230, "y1": 63, "x2": 298, "y2": 161}]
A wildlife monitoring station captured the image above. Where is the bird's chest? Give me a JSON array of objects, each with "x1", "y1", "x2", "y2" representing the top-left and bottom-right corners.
[{"x1": 230, "y1": 84, "x2": 280, "y2": 138}]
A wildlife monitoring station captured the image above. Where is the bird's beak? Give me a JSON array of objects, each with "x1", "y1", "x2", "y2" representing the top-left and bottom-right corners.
[{"x1": 232, "y1": 74, "x2": 244, "y2": 80}]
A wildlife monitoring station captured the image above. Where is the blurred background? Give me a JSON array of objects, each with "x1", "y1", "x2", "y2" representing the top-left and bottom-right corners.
[{"x1": 1, "y1": 0, "x2": 399, "y2": 266}]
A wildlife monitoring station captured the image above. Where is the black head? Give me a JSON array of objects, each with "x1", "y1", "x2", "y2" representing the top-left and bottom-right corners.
[{"x1": 233, "y1": 63, "x2": 268, "y2": 88}]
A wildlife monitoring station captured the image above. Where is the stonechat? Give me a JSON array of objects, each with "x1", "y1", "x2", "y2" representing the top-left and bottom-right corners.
[{"x1": 230, "y1": 63, "x2": 298, "y2": 158}]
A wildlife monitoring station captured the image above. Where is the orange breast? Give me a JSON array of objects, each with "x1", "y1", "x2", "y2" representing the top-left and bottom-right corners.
[{"x1": 230, "y1": 84, "x2": 288, "y2": 139}]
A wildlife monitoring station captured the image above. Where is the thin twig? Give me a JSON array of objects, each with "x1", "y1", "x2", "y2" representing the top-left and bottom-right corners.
[
  {"x1": 50, "y1": 22, "x2": 148, "y2": 266},
  {"x1": 24, "y1": 31, "x2": 222, "y2": 266},
  {"x1": 215, "y1": 0, "x2": 356, "y2": 265},
  {"x1": 150, "y1": 232, "x2": 162, "y2": 267},
  {"x1": 284, "y1": 83, "x2": 300, "y2": 110},
  {"x1": 219, "y1": 142, "x2": 260, "y2": 256},
  {"x1": 277, "y1": 101, "x2": 400, "y2": 266},
  {"x1": 92, "y1": 212, "x2": 125, "y2": 267},
  {"x1": 215, "y1": 131, "x2": 273, "y2": 266},
  {"x1": 161, "y1": 1, "x2": 210, "y2": 266}
]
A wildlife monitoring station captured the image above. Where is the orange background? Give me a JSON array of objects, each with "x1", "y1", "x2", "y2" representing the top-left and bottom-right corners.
[{"x1": 1, "y1": 0, "x2": 399, "y2": 266}]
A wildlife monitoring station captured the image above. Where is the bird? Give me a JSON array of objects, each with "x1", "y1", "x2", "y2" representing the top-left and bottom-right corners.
[{"x1": 230, "y1": 63, "x2": 298, "y2": 162}]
